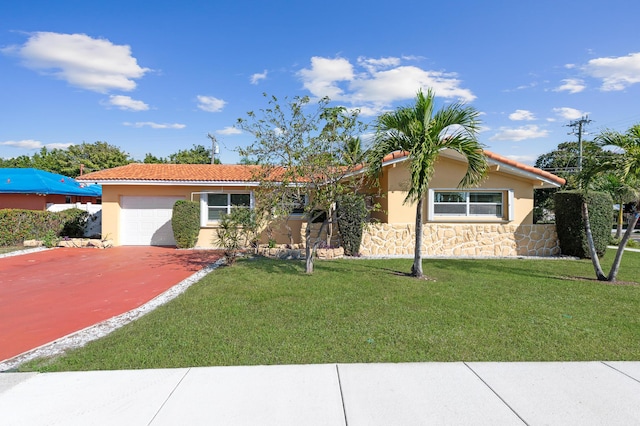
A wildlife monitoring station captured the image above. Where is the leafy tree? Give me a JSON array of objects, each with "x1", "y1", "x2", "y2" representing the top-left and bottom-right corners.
[
  {"x1": 237, "y1": 94, "x2": 366, "y2": 274},
  {"x1": 533, "y1": 141, "x2": 609, "y2": 221},
  {"x1": 1, "y1": 142, "x2": 133, "y2": 177},
  {"x1": 597, "y1": 172, "x2": 639, "y2": 238},
  {"x1": 168, "y1": 144, "x2": 221, "y2": 164},
  {"x1": 0, "y1": 154, "x2": 34, "y2": 168},
  {"x1": 367, "y1": 89, "x2": 487, "y2": 278},
  {"x1": 239, "y1": 156, "x2": 259, "y2": 165},
  {"x1": 143, "y1": 153, "x2": 168, "y2": 164},
  {"x1": 64, "y1": 142, "x2": 133, "y2": 176}
]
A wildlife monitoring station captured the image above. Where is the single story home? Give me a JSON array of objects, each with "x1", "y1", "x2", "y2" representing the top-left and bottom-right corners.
[
  {"x1": 0, "y1": 168, "x2": 102, "y2": 210},
  {"x1": 77, "y1": 149, "x2": 565, "y2": 255}
]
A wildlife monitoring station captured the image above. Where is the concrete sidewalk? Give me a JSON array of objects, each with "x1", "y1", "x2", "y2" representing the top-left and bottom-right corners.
[{"x1": 1, "y1": 362, "x2": 639, "y2": 425}]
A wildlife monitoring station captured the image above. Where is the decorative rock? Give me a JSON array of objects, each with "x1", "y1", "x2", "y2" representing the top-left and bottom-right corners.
[
  {"x1": 23, "y1": 239, "x2": 43, "y2": 247},
  {"x1": 359, "y1": 223, "x2": 560, "y2": 257}
]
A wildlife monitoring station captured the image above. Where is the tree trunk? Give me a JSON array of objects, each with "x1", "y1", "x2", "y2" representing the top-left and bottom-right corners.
[
  {"x1": 411, "y1": 198, "x2": 424, "y2": 278},
  {"x1": 608, "y1": 209, "x2": 639, "y2": 282},
  {"x1": 615, "y1": 201, "x2": 624, "y2": 239},
  {"x1": 305, "y1": 218, "x2": 314, "y2": 274},
  {"x1": 582, "y1": 201, "x2": 607, "y2": 281}
]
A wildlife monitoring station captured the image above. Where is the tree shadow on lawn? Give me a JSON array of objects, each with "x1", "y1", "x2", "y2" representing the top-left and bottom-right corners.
[
  {"x1": 335, "y1": 258, "x2": 596, "y2": 284},
  {"x1": 241, "y1": 255, "x2": 305, "y2": 276}
]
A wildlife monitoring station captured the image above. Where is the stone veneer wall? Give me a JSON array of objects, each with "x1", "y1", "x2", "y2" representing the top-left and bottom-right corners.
[{"x1": 359, "y1": 223, "x2": 560, "y2": 257}]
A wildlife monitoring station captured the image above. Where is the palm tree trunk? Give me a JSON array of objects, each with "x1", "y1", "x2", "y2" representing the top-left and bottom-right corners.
[
  {"x1": 411, "y1": 198, "x2": 424, "y2": 277},
  {"x1": 608, "y1": 209, "x2": 640, "y2": 282},
  {"x1": 305, "y1": 218, "x2": 314, "y2": 274},
  {"x1": 582, "y1": 202, "x2": 607, "y2": 281},
  {"x1": 616, "y1": 200, "x2": 624, "y2": 239}
]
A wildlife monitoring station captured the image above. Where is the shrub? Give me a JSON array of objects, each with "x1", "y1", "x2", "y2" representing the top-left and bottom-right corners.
[
  {"x1": 171, "y1": 200, "x2": 200, "y2": 248},
  {"x1": 59, "y1": 209, "x2": 89, "y2": 237},
  {"x1": 554, "y1": 190, "x2": 613, "y2": 258},
  {"x1": 0, "y1": 208, "x2": 89, "y2": 246},
  {"x1": 336, "y1": 193, "x2": 368, "y2": 256},
  {"x1": 215, "y1": 208, "x2": 259, "y2": 265}
]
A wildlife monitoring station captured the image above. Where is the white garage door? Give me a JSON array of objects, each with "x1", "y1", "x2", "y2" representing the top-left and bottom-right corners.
[{"x1": 120, "y1": 196, "x2": 184, "y2": 245}]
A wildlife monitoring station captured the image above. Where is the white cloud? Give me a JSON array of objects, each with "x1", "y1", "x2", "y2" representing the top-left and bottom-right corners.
[
  {"x1": 105, "y1": 95, "x2": 149, "y2": 111},
  {"x1": 46, "y1": 143, "x2": 74, "y2": 149},
  {"x1": 0, "y1": 139, "x2": 43, "y2": 149},
  {"x1": 553, "y1": 107, "x2": 587, "y2": 120},
  {"x1": 584, "y1": 52, "x2": 640, "y2": 91},
  {"x1": 0, "y1": 139, "x2": 73, "y2": 150},
  {"x1": 298, "y1": 56, "x2": 354, "y2": 100},
  {"x1": 2, "y1": 32, "x2": 149, "y2": 93},
  {"x1": 217, "y1": 126, "x2": 242, "y2": 135},
  {"x1": 250, "y1": 70, "x2": 268, "y2": 84},
  {"x1": 489, "y1": 125, "x2": 548, "y2": 142},
  {"x1": 123, "y1": 122, "x2": 186, "y2": 129},
  {"x1": 197, "y1": 95, "x2": 226, "y2": 112},
  {"x1": 503, "y1": 154, "x2": 537, "y2": 165},
  {"x1": 297, "y1": 56, "x2": 475, "y2": 117},
  {"x1": 553, "y1": 78, "x2": 586, "y2": 94},
  {"x1": 356, "y1": 56, "x2": 401, "y2": 73},
  {"x1": 509, "y1": 109, "x2": 536, "y2": 121}
]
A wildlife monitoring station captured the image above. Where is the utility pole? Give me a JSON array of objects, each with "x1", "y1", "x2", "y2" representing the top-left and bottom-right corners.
[
  {"x1": 207, "y1": 133, "x2": 219, "y2": 164},
  {"x1": 566, "y1": 115, "x2": 592, "y2": 172}
]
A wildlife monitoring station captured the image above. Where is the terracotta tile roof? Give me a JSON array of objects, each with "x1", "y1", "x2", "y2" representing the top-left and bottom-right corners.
[
  {"x1": 77, "y1": 163, "x2": 272, "y2": 183},
  {"x1": 380, "y1": 149, "x2": 566, "y2": 186},
  {"x1": 78, "y1": 149, "x2": 566, "y2": 187}
]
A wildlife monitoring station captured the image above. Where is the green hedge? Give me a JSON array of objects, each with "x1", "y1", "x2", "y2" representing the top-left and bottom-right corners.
[
  {"x1": 171, "y1": 200, "x2": 201, "y2": 248},
  {"x1": 336, "y1": 193, "x2": 368, "y2": 256},
  {"x1": 0, "y1": 208, "x2": 89, "y2": 246},
  {"x1": 554, "y1": 190, "x2": 613, "y2": 259}
]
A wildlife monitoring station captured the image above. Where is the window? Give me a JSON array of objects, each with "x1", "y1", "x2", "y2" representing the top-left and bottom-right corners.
[
  {"x1": 282, "y1": 193, "x2": 307, "y2": 215},
  {"x1": 200, "y1": 192, "x2": 253, "y2": 225},
  {"x1": 429, "y1": 189, "x2": 512, "y2": 220}
]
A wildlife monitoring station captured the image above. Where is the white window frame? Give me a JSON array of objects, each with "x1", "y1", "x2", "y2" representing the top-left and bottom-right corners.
[
  {"x1": 199, "y1": 191, "x2": 254, "y2": 226},
  {"x1": 427, "y1": 189, "x2": 514, "y2": 221}
]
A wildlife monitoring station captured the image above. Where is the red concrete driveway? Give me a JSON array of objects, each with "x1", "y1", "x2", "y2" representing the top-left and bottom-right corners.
[{"x1": 0, "y1": 247, "x2": 222, "y2": 362}]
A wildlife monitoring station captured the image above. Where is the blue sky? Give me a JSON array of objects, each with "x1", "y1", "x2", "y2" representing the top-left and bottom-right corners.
[{"x1": 1, "y1": 0, "x2": 639, "y2": 166}]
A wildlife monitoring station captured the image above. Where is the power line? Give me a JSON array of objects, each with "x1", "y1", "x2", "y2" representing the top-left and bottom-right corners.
[
  {"x1": 207, "y1": 133, "x2": 219, "y2": 164},
  {"x1": 566, "y1": 115, "x2": 592, "y2": 172}
]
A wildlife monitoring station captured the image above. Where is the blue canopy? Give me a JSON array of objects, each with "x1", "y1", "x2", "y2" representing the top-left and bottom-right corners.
[{"x1": 0, "y1": 168, "x2": 102, "y2": 197}]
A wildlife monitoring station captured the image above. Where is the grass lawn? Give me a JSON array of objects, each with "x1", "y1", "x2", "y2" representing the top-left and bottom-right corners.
[{"x1": 21, "y1": 250, "x2": 640, "y2": 372}]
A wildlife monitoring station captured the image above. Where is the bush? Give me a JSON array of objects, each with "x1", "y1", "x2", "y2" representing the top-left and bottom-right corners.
[
  {"x1": 59, "y1": 209, "x2": 89, "y2": 237},
  {"x1": 0, "y1": 208, "x2": 89, "y2": 246},
  {"x1": 215, "y1": 208, "x2": 258, "y2": 265},
  {"x1": 554, "y1": 190, "x2": 613, "y2": 258},
  {"x1": 336, "y1": 193, "x2": 368, "y2": 256},
  {"x1": 171, "y1": 200, "x2": 200, "y2": 248}
]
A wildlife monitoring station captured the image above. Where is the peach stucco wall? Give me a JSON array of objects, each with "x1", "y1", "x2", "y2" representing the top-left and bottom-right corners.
[{"x1": 375, "y1": 156, "x2": 535, "y2": 226}]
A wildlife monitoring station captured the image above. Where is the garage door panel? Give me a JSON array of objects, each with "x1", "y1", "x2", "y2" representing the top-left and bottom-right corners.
[{"x1": 120, "y1": 196, "x2": 184, "y2": 245}]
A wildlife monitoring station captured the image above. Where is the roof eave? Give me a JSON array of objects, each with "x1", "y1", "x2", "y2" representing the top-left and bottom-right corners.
[{"x1": 79, "y1": 179, "x2": 262, "y2": 187}]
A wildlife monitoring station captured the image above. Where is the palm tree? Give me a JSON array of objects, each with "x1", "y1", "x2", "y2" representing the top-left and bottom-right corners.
[
  {"x1": 368, "y1": 89, "x2": 487, "y2": 277},
  {"x1": 598, "y1": 172, "x2": 639, "y2": 239},
  {"x1": 596, "y1": 125, "x2": 640, "y2": 281}
]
